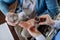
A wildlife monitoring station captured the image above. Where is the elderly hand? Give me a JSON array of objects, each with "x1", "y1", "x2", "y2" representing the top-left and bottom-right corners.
[
  {"x1": 19, "y1": 19, "x2": 41, "y2": 38},
  {"x1": 39, "y1": 14, "x2": 54, "y2": 26},
  {"x1": 5, "y1": 12, "x2": 19, "y2": 26}
]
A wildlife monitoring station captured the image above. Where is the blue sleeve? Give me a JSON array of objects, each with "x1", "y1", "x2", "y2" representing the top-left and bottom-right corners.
[
  {"x1": 18, "y1": 0, "x2": 23, "y2": 6},
  {"x1": 0, "y1": 1, "x2": 10, "y2": 15},
  {"x1": 3, "y1": 0, "x2": 15, "y2": 5},
  {"x1": 0, "y1": 0, "x2": 15, "y2": 15},
  {"x1": 45, "y1": 0, "x2": 59, "y2": 18},
  {"x1": 16, "y1": 0, "x2": 23, "y2": 13},
  {"x1": 36, "y1": 0, "x2": 47, "y2": 16}
]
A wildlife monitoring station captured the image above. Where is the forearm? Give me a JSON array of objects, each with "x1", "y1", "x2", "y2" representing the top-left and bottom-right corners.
[{"x1": 0, "y1": 1, "x2": 10, "y2": 15}]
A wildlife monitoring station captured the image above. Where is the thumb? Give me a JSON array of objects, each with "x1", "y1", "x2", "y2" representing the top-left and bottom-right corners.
[
  {"x1": 27, "y1": 26, "x2": 41, "y2": 37},
  {"x1": 39, "y1": 22, "x2": 47, "y2": 25},
  {"x1": 19, "y1": 21, "x2": 29, "y2": 29}
]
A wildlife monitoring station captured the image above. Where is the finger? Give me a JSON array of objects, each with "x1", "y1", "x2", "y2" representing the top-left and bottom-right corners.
[
  {"x1": 19, "y1": 21, "x2": 29, "y2": 29},
  {"x1": 28, "y1": 26, "x2": 39, "y2": 33},
  {"x1": 39, "y1": 22, "x2": 47, "y2": 25},
  {"x1": 26, "y1": 19, "x2": 35, "y2": 26},
  {"x1": 19, "y1": 21, "x2": 26, "y2": 27},
  {"x1": 39, "y1": 14, "x2": 50, "y2": 19},
  {"x1": 27, "y1": 26, "x2": 41, "y2": 37},
  {"x1": 39, "y1": 14, "x2": 52, "y2": 23}
]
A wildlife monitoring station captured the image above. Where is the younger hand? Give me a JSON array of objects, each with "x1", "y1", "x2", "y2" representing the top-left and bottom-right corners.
[
  {"x1": 19, "y1": 19, "x2": 41, "y2": 37},
  {"x1": 39, "y1": 14, "x2": 54, "y2": 26}
]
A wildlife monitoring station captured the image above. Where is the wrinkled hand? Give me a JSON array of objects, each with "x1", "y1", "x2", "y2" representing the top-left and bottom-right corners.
[
  {"x1": 5, "y1": 12, "x2": 18, "y2": 26},
  {"x1": 39, "y1": 14, "x2": 54, "y2": 26},
  {"x1": 19, "y1": 19, "x2": 41, "y2": 37}
]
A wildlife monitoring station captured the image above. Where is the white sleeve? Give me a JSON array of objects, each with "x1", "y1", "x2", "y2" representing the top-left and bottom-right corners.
[
  {"x1": 18, "y1": 11, "x2": 27, "y2": 21},
  {"x1": 35, "y1": 34, "x2": 46, "y2": 40},
  {"x1": 53, "y1": 20, "x2": 60, "y2": 29}
]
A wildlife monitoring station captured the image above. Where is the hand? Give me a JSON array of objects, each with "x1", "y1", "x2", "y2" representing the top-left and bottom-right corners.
[
  {"x1": 39, "y1": 14, "x2": 54, "y2": 26},
  {"x1": 19, "y1": 19, "x2": 41, "y2": 37},
  {"x1": 5, "y1": 12, "x2": 19, "y2": 26}
]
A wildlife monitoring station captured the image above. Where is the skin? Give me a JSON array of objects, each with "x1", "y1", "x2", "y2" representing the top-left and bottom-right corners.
[
  {"x1": 18, "y1": 14, "x2": 55, "y2": 37},
  {"x1": 19, "y1": 19, "x2": 41, "y2": 37},
  {"x1": 39, "y1": 14, "x2": 55, "y2": 26}
]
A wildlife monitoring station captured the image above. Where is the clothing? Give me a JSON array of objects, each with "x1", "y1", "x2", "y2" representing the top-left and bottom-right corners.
[
  {"x1": 0, "y1": 0, "x2": 15, "y2": 15},
  {"x1": 19, "y1": 0, "x2": 59, "y2": 18},
  {"x1": 35, "y1": 34, "x2": 45, "y2": 40},
  {"x1": 52, "y1": 20, "x2": 60, "y2": 40},
  {"x1": 0, "y1": 0, "x2": 59, "y2": 18},
  {"x1": 0, "y1": 0, "x2": 59, "y2": 40},
  {"x1": 35, "y1": 0, "x2": 59, "y2": 18}
]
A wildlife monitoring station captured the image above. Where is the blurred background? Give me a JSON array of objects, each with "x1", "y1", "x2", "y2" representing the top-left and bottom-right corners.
[{"x1": 0, "y1": 0, "x2": 60, "y2": 40}]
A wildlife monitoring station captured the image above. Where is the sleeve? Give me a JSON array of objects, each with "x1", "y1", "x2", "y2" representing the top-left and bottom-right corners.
[
  {"x1": 53, "y1": 20, "x2": 60, "y2": 29},
  {"x1": 35, "y1": 34, "x2": 46, "y2": 40},
  {"x1": 45, "y1": 0, "x2": 59, "y2": 18},
  {"x1": 15, "y1": 0, "x2": 23, "y2": 13},
  {"x1": 18, "y1": 11, "x2": 29, "y2": 21},
  {"x1": 0, "y1": 1, "x2": 10, "y2": 15},
  {"x1": 18, "y1": 11, "x2": 26, "y2": 20},
  {"x1": 18, "y1": 0, "x2": 23, "y2": 6}
]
